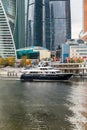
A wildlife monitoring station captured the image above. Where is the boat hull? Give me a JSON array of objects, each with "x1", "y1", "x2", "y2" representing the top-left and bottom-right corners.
[{"x1": 20, "y1": 73, "x2": 73, "y2": 82}]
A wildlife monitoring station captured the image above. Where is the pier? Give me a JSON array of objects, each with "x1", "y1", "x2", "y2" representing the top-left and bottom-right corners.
[
  {"x1": 51, "y1": 62, "x2": 87, "y2": 74},
  {"x1": 0, "y1": 68, "x2": 22, "y2": 80}
]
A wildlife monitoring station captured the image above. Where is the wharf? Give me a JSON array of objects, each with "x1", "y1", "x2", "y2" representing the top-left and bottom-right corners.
[
  {"x1": 51, "y1": 62, "x2": 87, "y2": 74},
  {"x1": 0, "y1": 67, "x2": 22, "y2": 80}
]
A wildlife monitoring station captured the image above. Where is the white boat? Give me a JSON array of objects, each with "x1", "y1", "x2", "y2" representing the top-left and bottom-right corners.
[{"x1": 20, "y1": 62, "x2": 73, "y2": 82}]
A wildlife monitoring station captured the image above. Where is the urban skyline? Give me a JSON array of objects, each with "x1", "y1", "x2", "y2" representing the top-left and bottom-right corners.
[{"x1": 0, "y1": 0, "x2": 85, "y2": 59}]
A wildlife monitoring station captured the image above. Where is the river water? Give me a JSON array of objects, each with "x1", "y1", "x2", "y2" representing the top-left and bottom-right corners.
[{"x1": 0, "y1": 79, "x2": 87, "y2": 130}]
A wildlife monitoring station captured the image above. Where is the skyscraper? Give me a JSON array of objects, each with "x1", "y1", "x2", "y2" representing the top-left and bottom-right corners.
[
  {"x1": 26, "y1": 0, "x2": 50, "y2": 49},
  {"x1": 0, "y1": 0, "x2": 16, "y2": 58},
  {"x1": 26, "y1": 0, "x2": 71, "y2": 50},
  {"x1": 84, "y1": 0, "x2": 87, "y2": 32},
  {"x1": 2, "y1": 0, "x2": 25, "y2": 49},
  {"x1": 50, "y1": 0, "x2": 71, "y2": 50}
]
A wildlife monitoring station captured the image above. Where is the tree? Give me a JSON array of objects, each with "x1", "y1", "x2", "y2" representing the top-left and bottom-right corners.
[
  {"x1": 0, "y1": 58, "x2": 5, "y2": 66},
  {"x1": 26, "y1": 59, "x2": 31, "y2": 66},
  {"x1": 5, "y1": 57, "x2": 15, "y2": 66},
  {"x1": 20, "y1": 56, "x2": 27, "y2": 67},
  {"x1": 76, "y1": 58, "x2": 83, "y2": 63},
  {"x1": 69, "y1": 58, "x2": 74, "y2": 63}
]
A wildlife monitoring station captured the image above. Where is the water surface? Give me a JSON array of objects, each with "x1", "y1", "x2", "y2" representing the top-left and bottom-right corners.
[{"x1": 0, "y1": 79, "x2": 87, "y2": 130}]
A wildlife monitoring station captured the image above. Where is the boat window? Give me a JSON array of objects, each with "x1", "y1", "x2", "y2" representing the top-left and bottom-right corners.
[
  {"x1": 56, "y1": 71, "x2": 60, "y2": 73},
  {"x1": 47, "y1": 68, "x2": 53, "y2": 70},
  {"x1": 40, "y1": 68, "x2": 43, "y2": 70},
  {"x1": 30, "y1": 72, "x2": 38, "y2": 74},
  {"x1": 40, "y1": 68, "x2": 47, "y2": 70},
  {"x1": 52, "y1": 72, "x2": 55, "y2": 73}
]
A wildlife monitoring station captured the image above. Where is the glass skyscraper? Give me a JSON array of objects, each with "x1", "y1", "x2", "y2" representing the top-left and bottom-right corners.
[
  {"x1": 2, "y1": 0, "x2": 25, "y2": 49},
  {"x1": 26, "y1": 0, "x2": 71, "y2": 50},
  {"x1": 0, "y1": 0, "x2": 16, "y2": 58},
  {"x1": 50, "y1": 0, "x2": 71, "y2": 50},
  {"x1": 26, "y1": 0, "x2": 50, "y2": 49}
]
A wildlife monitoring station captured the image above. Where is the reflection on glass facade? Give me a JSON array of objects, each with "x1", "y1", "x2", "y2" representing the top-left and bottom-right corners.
[
  {"x1": 26, "y1": 0, "x2": 50, "y2": 49},
  {"x1": 0, "y1": 0, "x2": 16, "y2": 58},
  {"x1": 43, "y1": 0, "x2": 50, "y2": 49},
  {"x1": 50, "y1": 0, "x2": 71, "y2": 50},
  {"x1": 26, "y1": 0, "x2": 71, "y2": 50},
  {"x1": 26, "y1": 0, "x2": 43, "y2": 47},
  {"x1": 2, "y1": 0, "x2": 25, "y2": 49}
]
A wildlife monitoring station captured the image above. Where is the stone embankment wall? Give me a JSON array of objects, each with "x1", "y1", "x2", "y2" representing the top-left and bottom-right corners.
[{"x1": 0, "y1": 68, "x2": 22, "y2": 80}]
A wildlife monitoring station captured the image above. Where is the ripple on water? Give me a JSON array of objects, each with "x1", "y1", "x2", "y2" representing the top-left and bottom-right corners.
[{"x1": 66, "y1": 83, "x2": 87, "y2": 130}]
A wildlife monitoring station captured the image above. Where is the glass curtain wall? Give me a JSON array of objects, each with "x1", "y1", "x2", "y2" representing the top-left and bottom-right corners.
[
  {"x1": 26, "y1": 0, "x2": 43, "y2": 47},
  {"x1": 50, "y1": 0, "x2": 71, "y2": 50},
  {"x1": 26, "y1": 0, "x2": 71, "y2": 50},
  {"x1": 26, "y1": 0, "x2": 50, "y2": 49},
  {"x1": 14, "y1": 0, "x2": 25, "y2": 49},
  {"x1": 43, "y1": 0, "x2": 50, "y2": 49}
]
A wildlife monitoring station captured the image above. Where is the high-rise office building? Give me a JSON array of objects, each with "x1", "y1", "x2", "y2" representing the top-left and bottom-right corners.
[
  {"x1": 26, "y1": 0, "x2": 71, "y2": 50},
  {"x1": 50, "y1": 0, "x2": 71, "y2": 50},
  {"x1": 26, "y1": 0, "x2": 50, "y2": 49},
  {"x1": 0, "y1": 0, "x2": 16, "y2": 58},
  {"x1": 84, "y1": 0, "x2": 87, "y2": 32},
  {"x1": 26, "y1": 0, "x2": 42, "y2": 47},
  {"x1": 2, "y1": 0, "x2": 25, "y2": 49},
  {"x1": 79, "y1": 0, "x2": 87, "y2": 42}
]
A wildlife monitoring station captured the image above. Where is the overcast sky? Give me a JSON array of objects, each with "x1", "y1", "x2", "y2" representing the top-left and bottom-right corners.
[{"x1": 71, "y1": 0, "x2": 83, "y2": 39}]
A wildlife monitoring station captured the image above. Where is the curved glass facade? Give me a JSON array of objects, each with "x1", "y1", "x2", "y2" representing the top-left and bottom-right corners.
[
  {"x1": 50, "y1": 0, "x2": 71, "y2": 50},
  {"x1": 0, "y1": 0, "x2": 16, "y2": 58},
  {"x1": 2, "y1": 0, "x2": 16, "y2": 33},
  {"x1": 2, "y1": 0, "x2": 25, "y2": 49}
]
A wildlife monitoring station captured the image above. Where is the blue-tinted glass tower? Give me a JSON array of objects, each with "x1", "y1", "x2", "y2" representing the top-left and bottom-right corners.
[
  {"x1": 26, "y1": 0, "x2": 71, "y2": 50},
  {"x1": 26, "y1": 0, "x2": 50, "y2": 49},
  {"x1": 50, "y1": 0, "x2": 71, "y2": 50}
]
